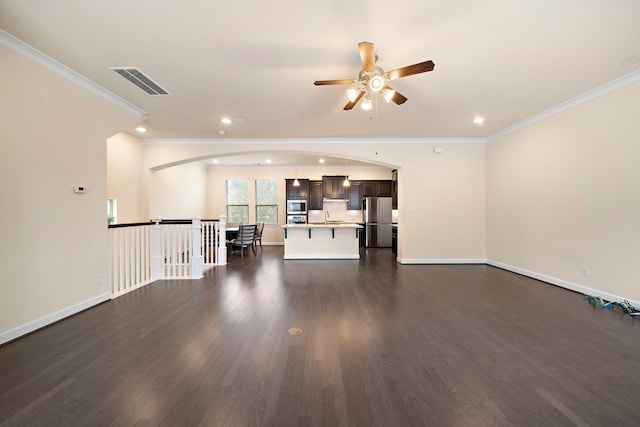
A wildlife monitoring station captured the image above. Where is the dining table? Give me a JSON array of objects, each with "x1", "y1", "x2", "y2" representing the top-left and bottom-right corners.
[{"x1": 224, "y1": 226, "x2": 239, "y2": 241}]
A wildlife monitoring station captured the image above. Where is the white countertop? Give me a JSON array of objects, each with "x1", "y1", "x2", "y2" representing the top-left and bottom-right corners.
[{"x1": 282, "y1": 223, "x2": 363, "y2": 229}]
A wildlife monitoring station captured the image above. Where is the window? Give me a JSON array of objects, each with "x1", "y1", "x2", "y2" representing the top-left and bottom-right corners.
[
  {"x1": 256, "y1": 179, "x2": 278, "y2": 224},
  {"x1": 107, "y1": 199, "x2": 117, "y2": 224},
  {"x1": 226, "y1": 179, "x2": 249, "y2": 223}
]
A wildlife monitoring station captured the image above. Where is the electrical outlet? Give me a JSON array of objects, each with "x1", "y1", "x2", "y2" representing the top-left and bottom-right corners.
[
  {"x1": 580, "y1": 266, "x2": 591, "y2": 277},
  {"x1": 96, "y1": 273, "x2": 102, "y2": 284}
]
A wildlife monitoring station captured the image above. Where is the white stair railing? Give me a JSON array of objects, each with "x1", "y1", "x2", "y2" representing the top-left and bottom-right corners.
[
  {"x1": 110, "y1": 222, "x2": 153, "y2": 298},
  {"x1": 109, "y1": 216, "x2": 226, "y2": 298}
]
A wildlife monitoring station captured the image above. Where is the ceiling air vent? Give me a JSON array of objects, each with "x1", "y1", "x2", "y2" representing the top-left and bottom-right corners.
[{"x1": 110, "y1": 67, "x2": 170, "y2": 95}]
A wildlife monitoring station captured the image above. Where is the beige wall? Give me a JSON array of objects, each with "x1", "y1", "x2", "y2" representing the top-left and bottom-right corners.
[
  {"x1": 487, "y1": 81, "x2": 640, "y2": 302},
  {"x1": 148, "y1": 162, "x2": 208, "y2": 219},
  {"x1": 0, "y1": 44, "x2": 140, "y2": 341},
  {"x1": 107, "y1": 132, "x2": 148, "y2": 222},
  {"x1": 393, "y1": 143, "x2": 486, "y2": 262}
]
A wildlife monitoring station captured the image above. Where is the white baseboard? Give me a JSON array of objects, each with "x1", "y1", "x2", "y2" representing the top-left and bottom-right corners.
[
  {"x1": 397, "y1": 258, "x2": 486, "y2": 265},
  {"x1": 486, "y1": 260, "x2": 640, "y2": 307},
  {"x1": 284, "y1": 255, "x2": 360, "y2": 260},
  {"x1": 395, "y1": 257, "x2": 640, "y2": 307},
  {"x1": 0, "y1": 292, "x2": 111, "y2": 345}
]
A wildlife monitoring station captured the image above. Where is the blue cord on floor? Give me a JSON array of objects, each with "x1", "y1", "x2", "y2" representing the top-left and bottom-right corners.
[{"x1": 584, "y1": 294, "x2": 640, "y2": 319}]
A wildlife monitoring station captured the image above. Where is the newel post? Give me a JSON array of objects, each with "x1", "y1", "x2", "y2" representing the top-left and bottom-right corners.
[
  {"x1": 191, "y1": 217, "x2": 203, "y2": 279},
  {"x1": 151, "y1": 218, "x2": 163, "y2": 280},
  {"x1": 217, "y1": 215, "x2": 227, "y2": 266}
]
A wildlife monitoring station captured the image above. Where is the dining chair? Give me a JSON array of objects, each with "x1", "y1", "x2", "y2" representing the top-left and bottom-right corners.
[
  {"x1": 254, "y1": 222, "x2": 264, "y2": 249},
  {"x1": 228, "y1": 224, "x2": 257, "y2": 258}
]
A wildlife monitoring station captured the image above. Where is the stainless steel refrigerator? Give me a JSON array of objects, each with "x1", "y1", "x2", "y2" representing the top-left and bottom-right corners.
[{"x1": 363, "y1": 197, "x2": 393, "y2": 247}]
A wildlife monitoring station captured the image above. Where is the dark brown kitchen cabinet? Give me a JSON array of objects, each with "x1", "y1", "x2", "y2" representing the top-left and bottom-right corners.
[
  {"x1": 322, "y1": 176, "x2": 348, "y2": 199},
  {"x1": 309, "y1": 180, "x2": 323, "y2": 210},
  {"x1": 286, "y1": 179, "x2": 309, "y2": 200},
  {"x1": 362, "y1": 181, "x2": 377, "y2": 197},
  {"x1": 347, "y1": 181, "x2": 362, "y2": 210},
  {"x1": 376, "y1": 180, "x2": 392, "y2": 197},
  {"x1": 361, "y1": 180, "x2": 393, "y2": 197},
  {"x1": 391, "y1": 169, "x2": 398, "y2": 209}
]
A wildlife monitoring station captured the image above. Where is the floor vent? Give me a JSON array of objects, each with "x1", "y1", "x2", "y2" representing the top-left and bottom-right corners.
[{"x1": 110, "y1": 67, "x2": 170, "y2": 95}]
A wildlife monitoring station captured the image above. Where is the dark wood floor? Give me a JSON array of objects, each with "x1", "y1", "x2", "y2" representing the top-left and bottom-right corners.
[{"x1": 2, "y1": 247, "x2": 640, "y2": 426}]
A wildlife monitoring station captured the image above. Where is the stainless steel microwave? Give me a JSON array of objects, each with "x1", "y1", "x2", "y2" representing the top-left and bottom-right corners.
[{"x1": 286, "y1": 199, "x2": 307, "y2": 214}]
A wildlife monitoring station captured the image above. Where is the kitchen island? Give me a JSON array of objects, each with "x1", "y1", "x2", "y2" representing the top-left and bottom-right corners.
[{"x1": 282, "y1": 223, "x2": 363, "y2": 260}]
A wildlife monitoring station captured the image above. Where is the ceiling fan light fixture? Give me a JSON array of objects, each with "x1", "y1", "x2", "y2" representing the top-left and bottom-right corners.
[
  {"x1": 314, "y1": 41, "x2": 435, "y2": 111},
  {"x1": 369, "y1": 75, "x2": 384, "y2": 92},
  {"x1": 361, "y1": 96, "x2": 373, "y2": 111},
  {"x1": 346, "y1": 88, "x2": 359, "y2": 102},
  {"x1": 381, "y1": 88, "x2": 396, "y2": 103}
]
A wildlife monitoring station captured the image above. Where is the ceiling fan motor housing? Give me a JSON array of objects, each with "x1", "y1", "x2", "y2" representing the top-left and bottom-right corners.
[{"x1": 359, "y1": 67, "x2": 386, "y2": 91}]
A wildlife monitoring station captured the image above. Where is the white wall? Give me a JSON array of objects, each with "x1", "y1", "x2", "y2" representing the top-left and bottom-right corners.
[
  {"x1": 107, "y1": 132, "x2": 148, "y2": 222},
  {"x1": 487, "y1": 81, "x2": 640, "y2": 302},
  {"x1": 0, "y1": 44, "x2": 141, "y2": 342}
]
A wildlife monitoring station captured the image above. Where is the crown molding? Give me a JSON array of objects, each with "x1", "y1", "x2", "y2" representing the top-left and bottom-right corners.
[
  {"x1": 143, "y1": 137, "x2": 486, "y2": 145},
  {"x1": 487, "y1": 69, "x2": 640, "y2": 142},
  {"x1": 0, "y1": 29, "x2": 147, "y2": 119}
]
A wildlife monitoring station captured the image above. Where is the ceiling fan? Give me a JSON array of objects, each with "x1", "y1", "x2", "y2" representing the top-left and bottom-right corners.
[{"x1": 314, "y1": 41, "x2": 435, "y2": 111}]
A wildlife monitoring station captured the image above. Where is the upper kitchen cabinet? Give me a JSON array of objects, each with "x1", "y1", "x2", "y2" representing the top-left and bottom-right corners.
[
  {"x1": 286, "y1": 179, "x2": 309, "y2": 200},
  {"x1": 323, "y1": 176, "x2": 348, "y2": 199},
  {"x1": 361, "y1": 181, "x2": 376, "y2": 197},
  {"x1": 309, "y1": 180, "x2": 323, "y2": 210},
  {"x1": 376, "y1": 180, "x2": 392, "y2": 197},
  {"x1": 391, "y1": 170, "x2": 398, "y2": 209},
  {"x1": 347, "y1": 181, "x2": 362, "y2": 210},
  {"x1": 361, "y1": 180, "x2": 393, "y2": 197}
]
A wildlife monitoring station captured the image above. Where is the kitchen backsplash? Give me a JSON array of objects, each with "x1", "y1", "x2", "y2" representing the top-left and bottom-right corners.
[{"x1": 308, "y1": 200, "x2": 363, "y2": 223}]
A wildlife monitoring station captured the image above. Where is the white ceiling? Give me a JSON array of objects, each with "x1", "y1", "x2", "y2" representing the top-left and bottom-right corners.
[{"x1": 2, "y1": 0, "x2": 639, "y2": 150}]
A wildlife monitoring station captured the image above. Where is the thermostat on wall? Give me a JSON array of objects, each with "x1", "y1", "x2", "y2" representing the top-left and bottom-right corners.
[{"x1": 73, "y1": 186, "x2": 87, "y2": 194}]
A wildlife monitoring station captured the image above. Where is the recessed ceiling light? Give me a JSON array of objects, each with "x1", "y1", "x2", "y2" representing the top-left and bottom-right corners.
[
  {"x1": 266, "y1": 159, "x2": 272, "y2": 164},
  {"x1": 473, "y1": 117, "x2": 485, "y2": 125},
  {"x1": 135, "y1": 126, "x2": 147, "y2": 133},
  {"x1": 319, "y1": 158, "x2": 325, "y2": 164},
  {"x1": 217, "y1": 130, "x2": 227, "y2": 136},
  {"x1": 221, "y1": 117, "x2": 232, "y2": 124},
  {"x1": 212, "y1": 159, "x2": 218, "y2": 164}
]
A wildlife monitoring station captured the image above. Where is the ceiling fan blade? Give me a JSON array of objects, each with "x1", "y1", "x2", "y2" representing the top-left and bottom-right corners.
[
  {"x1": 385, "y1": 60, "x2": 435, "y2": 81},
  {"x1": 358, "y1": 41, "x2": 376, "y2": 73},
  {"x1": 391, "y1": 91, "x2": 408, "y2": 105},
  {"x1": 382, "y1": 85, "x2": 408, "y2": 105},
  {"x1": 343, "y1": 91, "x2": 365, "y2": 110},
  {"x1": 314, "y1": 79, "x2": 357, "y2": 86}
]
